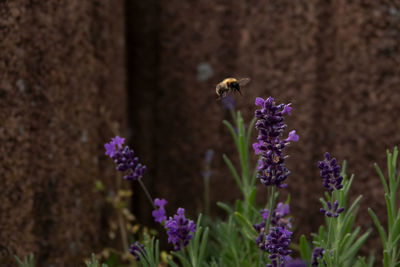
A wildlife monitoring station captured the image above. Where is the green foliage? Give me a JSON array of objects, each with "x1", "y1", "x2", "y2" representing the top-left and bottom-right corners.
[
  {"x1": 368, "y1": 147, "x2": 400, "y2": 267},
  {"x1": 85, "y1": 253, "x2": 108, "y2": 267},
  {"x1": 14, "y1": 253, "x2": 34, "y2": 267},
  {"x1": 92, "y1": 105, "x2": 389, "y2": 267},
  {"x1": 206, "y1": 111, "x2": 269, "y2": 266},
  {"x1": 136, "y1": 235, "x2": 160, "y2": 267}
]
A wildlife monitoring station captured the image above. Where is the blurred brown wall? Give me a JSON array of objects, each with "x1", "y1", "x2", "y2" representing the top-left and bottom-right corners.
[
  {"x1": 0, "y1": 0, "x2": 126, "y2": 265},
  {"x1": 1, "y1": 0, "x2": 400, "y2": 265}
]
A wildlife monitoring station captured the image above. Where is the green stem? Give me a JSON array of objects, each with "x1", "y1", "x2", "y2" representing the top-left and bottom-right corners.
[
  {"x1": 204, "y1": 176, "x2": 210, "y2": 216},
  {"x1": 138, "y1": 178, "x2": 156, "y2": 209},
  {"x1": 265, "y1": 187, "x2": 277, "y2": 232}
]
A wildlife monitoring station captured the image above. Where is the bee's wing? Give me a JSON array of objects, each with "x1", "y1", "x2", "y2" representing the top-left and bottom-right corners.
[{"x1": 238, "y1": 78, "x2": 251, "y2": 87}]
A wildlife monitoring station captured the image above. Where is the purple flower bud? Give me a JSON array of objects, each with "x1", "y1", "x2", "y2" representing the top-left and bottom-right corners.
[
  {"x1": 282, "y1": 104, "x2": 292, "y2": 115},
  {"x1": 285, "y1": 130, "x2": 299, "y2": 142},
  {"x1": 321, "y1": 200, "x2": 345, "y2": 218},
  {"x1": 255, "y1": 97, "x2": 265, "y2": 106},
  {"x1": 129, "y1": 241, "x2": 145, "y2": 261},
  {"x1": 152, "y1": 198, "x2": 168, "y2": 223},
  {"x1": 165, "y1": 208, "x2": 196, "y2": 251},
  {"x1": 312, "y1": 247, "x2": 325, "y2": 266},
  {"x1": 105, "y1": 137, "x2": 147, "y2": 181},
  {"x1": 318, "y1": 153, "x2": 343, "y2": 192}
]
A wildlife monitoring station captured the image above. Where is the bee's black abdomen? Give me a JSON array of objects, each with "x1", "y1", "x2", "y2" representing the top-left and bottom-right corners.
[{"x1": 230, "y1": 82, "x2": 241, "y2": 92}]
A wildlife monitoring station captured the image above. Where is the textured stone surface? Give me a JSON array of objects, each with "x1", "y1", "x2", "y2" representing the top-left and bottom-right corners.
[{"x1": 0, "y1": 0, "x2": 126, "y2": 265}]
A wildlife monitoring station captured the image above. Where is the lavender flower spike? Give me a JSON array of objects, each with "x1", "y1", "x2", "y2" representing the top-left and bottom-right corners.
[
  {"x1": 318, "y1": 152, "x2": 344, "y2": 192},
  {"x1": 129, "y1": 241, "x2": 145, "y2": 261},
  {"x1": 253, "y1": 97, "x2": 299, "y2": 188},
  {"x1": 152, "y1": 198, "x2": 168, "y2": 223},
  {"x1": 253, "y1": 202, "x2": 292, "y2": 251},
  {"x1": 320, "y1": 200, "x2": 345, "y2": 218},
  {"x1": 105, "y1": 136, "x2": 125, "y2": 157},
  {"x1": 265, "y1": 227, "x2": 293, "y2": 267},
  {"x1": 311, "y1": 247, "x2": 325, "y2": 266},
  {"x1": 104, "y1": 136, "x2": 147, "y2": 181},
  {"x1": 165, "y1": 208, "x2": 196, "y2": 251}
]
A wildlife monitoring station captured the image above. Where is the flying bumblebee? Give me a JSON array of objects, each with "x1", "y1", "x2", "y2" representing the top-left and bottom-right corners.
[{"x1": 216, "y1": 77, "x2": 251, "y2": 100}]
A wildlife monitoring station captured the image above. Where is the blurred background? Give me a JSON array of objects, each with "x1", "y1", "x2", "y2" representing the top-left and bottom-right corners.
[{"x1": 1, "y1": 0, "x2": 400, "y2": 265}]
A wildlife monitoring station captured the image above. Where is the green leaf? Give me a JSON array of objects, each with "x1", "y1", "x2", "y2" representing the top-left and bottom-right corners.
[
  {"x1": 235, "y1": 199, "x2": 244, "y2": 214},
  {"x1": 198, "y1": 227, "x2": 210, "y2": 264},
  {"x1": 223, "y1": 154, "x2": 243, "y2": 191},
  {"x1": 217, "y1": 202, "x2": 233, "y2": 216},
  {"x1": 368, "y1": 208, "x2": 388, "y2": 244},
  {"x1": 338, "y1": 233, "x2": 352, "y2": 253},
  {"x1": 346, "y1": 195, "x2": 363, "y2": 217},
  {"x1": 340, "y1": 230, "x2": 371, "y2": 263},
  {"x1": 384, "y1": 193, "x2": 394, "y2": 230},
  {"x1": 299, "y1": 235, "x2": 311, "y2": 262},
  {"x1": 250, "y1": 165, "x2": 258, "y2": 187},
  {"x1": 375, "y1": 163, "x2": 389, "y2": 193},
  {"x1": 223, "y1": 120, "x2": 239, "y2": 147},
  {"x1": 392, "y1": 216, "x2": 400, "y2": 246},
  {"x1": 248, "y1": 187, "x2": 257, "y2": 207},
  {"x1": 171, "y1": 251, "x2": 191, "y2": 267},
  {"x1": 234, "y1": 212, "x2": 258, "y2": 238},
  {"x1": 167, "y1": 256, "x2": 180, "y2": 267}
]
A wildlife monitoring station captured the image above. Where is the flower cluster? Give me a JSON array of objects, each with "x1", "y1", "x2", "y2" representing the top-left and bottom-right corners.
[
  {"x1": 320, "y1": 200, "x2": 344, "y2": 218},
  {"x1": 253, "y1": 97, "x2": 299, "y2": 188},
  {"x1": 318, "y1": 152, "x2": 343, "y2": 192},
  {"x1": 311, "y1": 247, "x2": 325, "y2": 266},
  {"x1": 253, "y1": 203, "x2": 292, "y2": 250},
  {"x1": 152, "y1": 198, "x2": 167, "y2": 223},
  {"x1": 265, "y1": 227, "x2": 293, "y2": 267},
  {"x1": 165, "y1": 208, "x2": 196, "y2": 251},
  {"x1": 129, "y1": 241, "x2": 145, "y2": 261},
  {"x1": 104, "y1": 136, "x2": 147, "y2": 181},
  {"x1": 318, "y1": 152, "x2": 345, "y2": 218}
]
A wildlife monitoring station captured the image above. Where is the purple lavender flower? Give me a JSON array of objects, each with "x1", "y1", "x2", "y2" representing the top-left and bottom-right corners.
[
  {"x1": 165, "y1": 208, "x2": 196, "y2": 251},
  {"x1": 265, "y1": 227, "x2": 293, "y2": 267},
  {"x1": 311, "y1": 247, "x2": 325, "y2": 266},
  {"x1": 318, "y1": 152, "x2": 343, "y2": 192},
  {"x1": 320, "y1": 200, "x2": 345, "y2": 218},
  {"x1": 283, "y1": 258, "x2": 307, "y2": 267},
  {"x1": 254, "y1": 97, "x2": 299, "y2": 188},
  {"x1": 282, "y1": 104, "x2": 292, "y2": 115},
  {"x1": 285, "y1": 130, "x2": 299, "y2": 142},
  {"x1": 253, "y1": 203, "x2": 292, "y2": 250},
  {"x1": 129, "y1": 241, "x2": 145, "y2": 261},
  {"x1": 221, "y1": 94, "x2": 235, "y2": 110},
  {"x1": 104, "y1": 136, "x2": 125, "y2": 157},
  {"x1": 104, "y1": 136, "x2": 147, "y2": 181},
  {"x1": 152, "y1": 198, "x2": 168, "y2": 223}
]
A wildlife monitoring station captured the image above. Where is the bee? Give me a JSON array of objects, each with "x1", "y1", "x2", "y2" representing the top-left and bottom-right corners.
[{"x1": 216, "y1": 77, "x2": 251, "y2": 100}]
